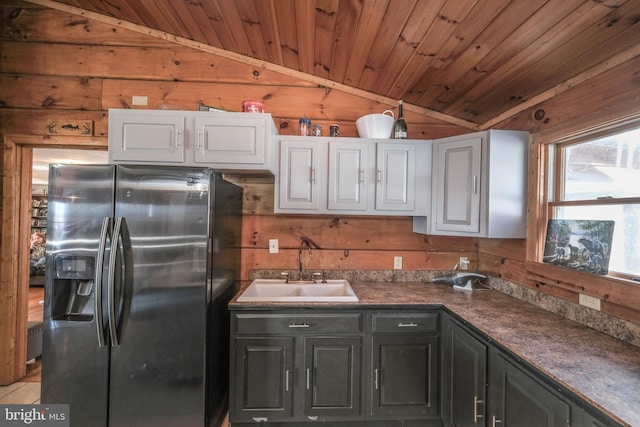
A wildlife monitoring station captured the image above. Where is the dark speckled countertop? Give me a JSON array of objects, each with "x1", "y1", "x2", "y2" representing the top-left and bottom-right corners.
[{"x1": 229, "y1": 281, "x2": 640, "y2": 427}]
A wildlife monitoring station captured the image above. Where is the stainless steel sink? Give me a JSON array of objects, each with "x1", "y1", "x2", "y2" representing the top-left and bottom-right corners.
[{"x1": 237, "y1": 279, "x2": 359, "y2": 302}]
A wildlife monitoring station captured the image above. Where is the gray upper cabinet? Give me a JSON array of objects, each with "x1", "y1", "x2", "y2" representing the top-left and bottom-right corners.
[
  {"x1": 432, "y1": 136, "x2": 482, "y2": 234},
  {"x1": 193, "y1": 115, "x2": 271, "y2": 167},
  {"x1": 108, "y1": 109, "x2": 277, "y2": 173},
  {"x1": 414, "y1": 129, "x2": 529, "y2": 238},
  {"x1": 277, "y1": 139, "x2": 325, "y2": 211},
  {"x1": 328, "y1": 140, "x2": 369, "y2": 211},
  {"x1": 109, "y1": 110, "x2": 186, "y2": 163},
  {"x1": 275, "y1": 136, "x2": 430, "y2": 216}
]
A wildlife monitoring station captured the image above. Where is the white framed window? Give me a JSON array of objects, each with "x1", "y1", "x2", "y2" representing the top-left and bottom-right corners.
[{"x1": 548, "y1": 125, "x2": 640, "y2": 279}]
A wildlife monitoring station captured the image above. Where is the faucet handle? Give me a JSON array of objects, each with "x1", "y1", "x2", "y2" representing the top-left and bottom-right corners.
[
  {"x1": 281, "y1": 272, "x2": 289, "y2": 283},
  {"x1": 312, "y1": 272, "x2": 322, "y2": 284}
]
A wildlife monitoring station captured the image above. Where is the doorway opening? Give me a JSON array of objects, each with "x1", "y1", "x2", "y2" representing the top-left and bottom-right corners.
[
  {"x1": 26, "y1": 149, "x2": 109, "y2": 383},
  {"x1": 0, "y1": 134, "x2": 108, "y2": 385}
]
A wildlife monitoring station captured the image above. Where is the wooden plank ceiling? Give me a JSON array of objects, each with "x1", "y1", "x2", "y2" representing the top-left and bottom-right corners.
[{"x1": 29, "y1": 0, "x2": 640, "y2": 127}]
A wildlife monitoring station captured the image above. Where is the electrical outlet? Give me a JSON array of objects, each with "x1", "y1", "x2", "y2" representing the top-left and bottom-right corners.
[
  {"x1": 579, "y1": 294, "x2": 601, "y2": 311},
  {"x1": 269, "y1": 239, "x2": 279, "y2": 254},
  {"x1": 459, "y1": 257, "x2": 470, "y2": 270},
  {"x1": 394, "y1": 256, "x2": 402, "y2": 270}
]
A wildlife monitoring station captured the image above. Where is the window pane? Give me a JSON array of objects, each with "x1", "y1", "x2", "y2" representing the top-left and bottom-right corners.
[
  {"x1": 563, "y1": 128, "x2": 640, "y2": 201},
  {"x1": 557, "y1": 204, "x2": 640, "y2": 277}
]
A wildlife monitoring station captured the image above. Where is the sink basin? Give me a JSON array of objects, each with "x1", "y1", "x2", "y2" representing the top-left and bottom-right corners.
[{"x1": 237, "y1": 279, "x2": 359, "y2": 302}]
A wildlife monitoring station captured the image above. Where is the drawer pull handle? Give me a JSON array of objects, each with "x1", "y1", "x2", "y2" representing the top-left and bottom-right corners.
[
  {"x1": 306, "y1": 368, "x2": 311, "y2": 390},
  {"x1": 308, "y1": 416, "x2": 318, "y2": 421},
  {"x1": 289, "y1": 322, "x2": 310, "y2": 328},
  {"x1": 285, "y1": 369, "x2": 290, "y2": 392},
  {"x1": 492, "y1": 416, "x2": 503, "y2": 426},
  {"x1": 252, "y1": 417, "x2": 268, "y2": 422},
  {"x1": 397, "y1": 322, "x2": 418, "y2": 327}
]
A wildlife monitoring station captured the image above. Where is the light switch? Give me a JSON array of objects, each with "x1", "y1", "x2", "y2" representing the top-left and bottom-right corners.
[{"x1": 269, "y1": 239, "x2": 279, "y2": 254}]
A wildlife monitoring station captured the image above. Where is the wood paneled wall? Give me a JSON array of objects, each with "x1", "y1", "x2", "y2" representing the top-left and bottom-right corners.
[{"x1": 1, "y1": 1, "x2": 639, "y2": 383}]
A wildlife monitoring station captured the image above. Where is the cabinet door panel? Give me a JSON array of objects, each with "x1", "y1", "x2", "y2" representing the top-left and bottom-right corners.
[
  {"x1": 279, "y1": 141, "x2": 322, "y2": 210},
  {"x1": 376, "y1": 143, "x2": 415, "y2": 211},
  {"x1": 434, "y1": 137, "x2": 481, "y2": 233},
  {"x1": 194, "y1": 116, "x2": 265, "y2": 164},
  {"x1": 328, "y1": 142, "x2": 368, "y2": 211},
  {"x1": 232, "y1": 337, "x2": 294, "y2": 422},
  {"x1": 371, "y1": 335, "x2": 439, "y2": 418},
  {"x1": 110, "y1": 113, "x2": 185, "y2": 163},
  {"x1": 304, "y1": 336, "x2": 362, "y2": 420},
  {"x1": 488, "y1": 349, "x2": 571, "y2": 427},
  {"x1": 443, "y1": 317, "x2": 487, "y2": 427}
]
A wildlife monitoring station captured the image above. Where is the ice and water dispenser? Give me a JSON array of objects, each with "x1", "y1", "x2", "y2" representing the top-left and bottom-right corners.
[{"x1": 50, "y1": 255, "x2": 96, "y2": 321}]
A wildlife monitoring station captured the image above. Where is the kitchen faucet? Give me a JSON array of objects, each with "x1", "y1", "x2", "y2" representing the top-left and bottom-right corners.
[{"x1": 298, "y1": 238, "x2": 312, "y2": 281}]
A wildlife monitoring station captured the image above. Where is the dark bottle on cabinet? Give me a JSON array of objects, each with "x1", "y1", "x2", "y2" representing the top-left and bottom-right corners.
[{"x1": 394, "y1": 100, "x2": 408, "y2": 139}]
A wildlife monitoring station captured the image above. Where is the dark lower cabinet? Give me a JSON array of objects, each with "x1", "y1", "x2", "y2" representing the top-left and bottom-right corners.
[
  {"x1": 442, "y1": 314, "x2": 487, "y2": 427},
  {"x1": 487, "y1": 348, "x2": 570, "y2": 427},
  {"x1": 303, "y1": 336, "x2": 362, "y2": 420},
  {"x1": 230, "y1": 308, "x2": 623, "y2": 426},
  {"x1": 230, "y1": 310, "x2": 365, "y2": 424},
  {"x1": 230, "y1": 308, "x2": 441, "y2": 426},
  {"x1": 370, "y1": 334, "x2": 440, "y2": 418},
  {"x1": 232, "y1": 337, "x2": 294, "y2": 423},
  {"x1": 443, "y1": 313, "x2": 624, "y2": 427}
]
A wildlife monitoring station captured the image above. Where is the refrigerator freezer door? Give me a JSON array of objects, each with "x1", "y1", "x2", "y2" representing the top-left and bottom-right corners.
[
  {"x1": 42, "y1": 164, "x2": 116, "y2": 427},
  {"x1": 108, "y1": 165, "x2": 212, "y2": 426}
]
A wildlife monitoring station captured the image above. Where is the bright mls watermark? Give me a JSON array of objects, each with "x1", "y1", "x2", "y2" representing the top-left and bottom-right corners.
[{"x1": 0, "y1": 405, "x2": 69, "y2": 426}]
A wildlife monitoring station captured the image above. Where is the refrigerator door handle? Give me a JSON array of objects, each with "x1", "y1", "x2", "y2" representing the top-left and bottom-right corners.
[
  {"x1": 107, "y1": 216, "x2": 124, "y2": 347},
  {"x1": 95, "y1": 217, "x2": 111, "y2": 347}
]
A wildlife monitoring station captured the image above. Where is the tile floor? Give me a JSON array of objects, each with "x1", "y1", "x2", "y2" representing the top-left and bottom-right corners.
[{"x1": 0, "y1": 287, "x2": 43, "y2": 404}]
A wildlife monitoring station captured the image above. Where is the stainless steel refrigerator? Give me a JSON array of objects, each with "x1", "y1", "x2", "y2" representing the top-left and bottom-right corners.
[{"x1": 41, "y1": 164, "x2": 242, "y2": 427}]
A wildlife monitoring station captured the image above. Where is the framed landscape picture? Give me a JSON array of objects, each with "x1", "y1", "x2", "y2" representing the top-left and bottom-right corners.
[{"x1": 543, "y1": 219, "x2": 615, "y2": 275}]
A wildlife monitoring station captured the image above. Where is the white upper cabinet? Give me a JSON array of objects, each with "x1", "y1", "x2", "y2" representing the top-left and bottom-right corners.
[
  {"x1": 375, "y1": 142, "x2": 416, "y2": 212},
  {"x1": 414, "y1": 129, "x2": 529, "y2": 238},
  {"x1": 433, "y1": 136, "x2": 482, "y2": 233},
  {"x1": 278, "y1": 139, "x2": 325, "y2": 210},
  {"x1": 109, "y1": 111, "x2": 186, "y2": 163},
  {"x1": 275, "y1": 137, "x2": 430, "y2": 216},
  {"x1": 328, "y1": 141, "x2": 369, "y2": 211},
  {"x1": 108, "y1": 109, "x2": 277, "y2": 173},
  {"x1": 194, "y1": 115, "x2": 269, "y2": 166}
]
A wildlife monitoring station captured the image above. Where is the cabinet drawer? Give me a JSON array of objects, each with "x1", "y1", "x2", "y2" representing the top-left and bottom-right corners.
[
  {"x1": 234, "y1": 312, "x2": 363, "y2": 335},
  {"x1": 372, "y1": 311, "x2": 439, "y2": 334}
]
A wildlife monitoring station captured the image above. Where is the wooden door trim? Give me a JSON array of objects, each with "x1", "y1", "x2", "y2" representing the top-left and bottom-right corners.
[{"x1": 0, "y1": 134, "x2": 106, "y2": 385}]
